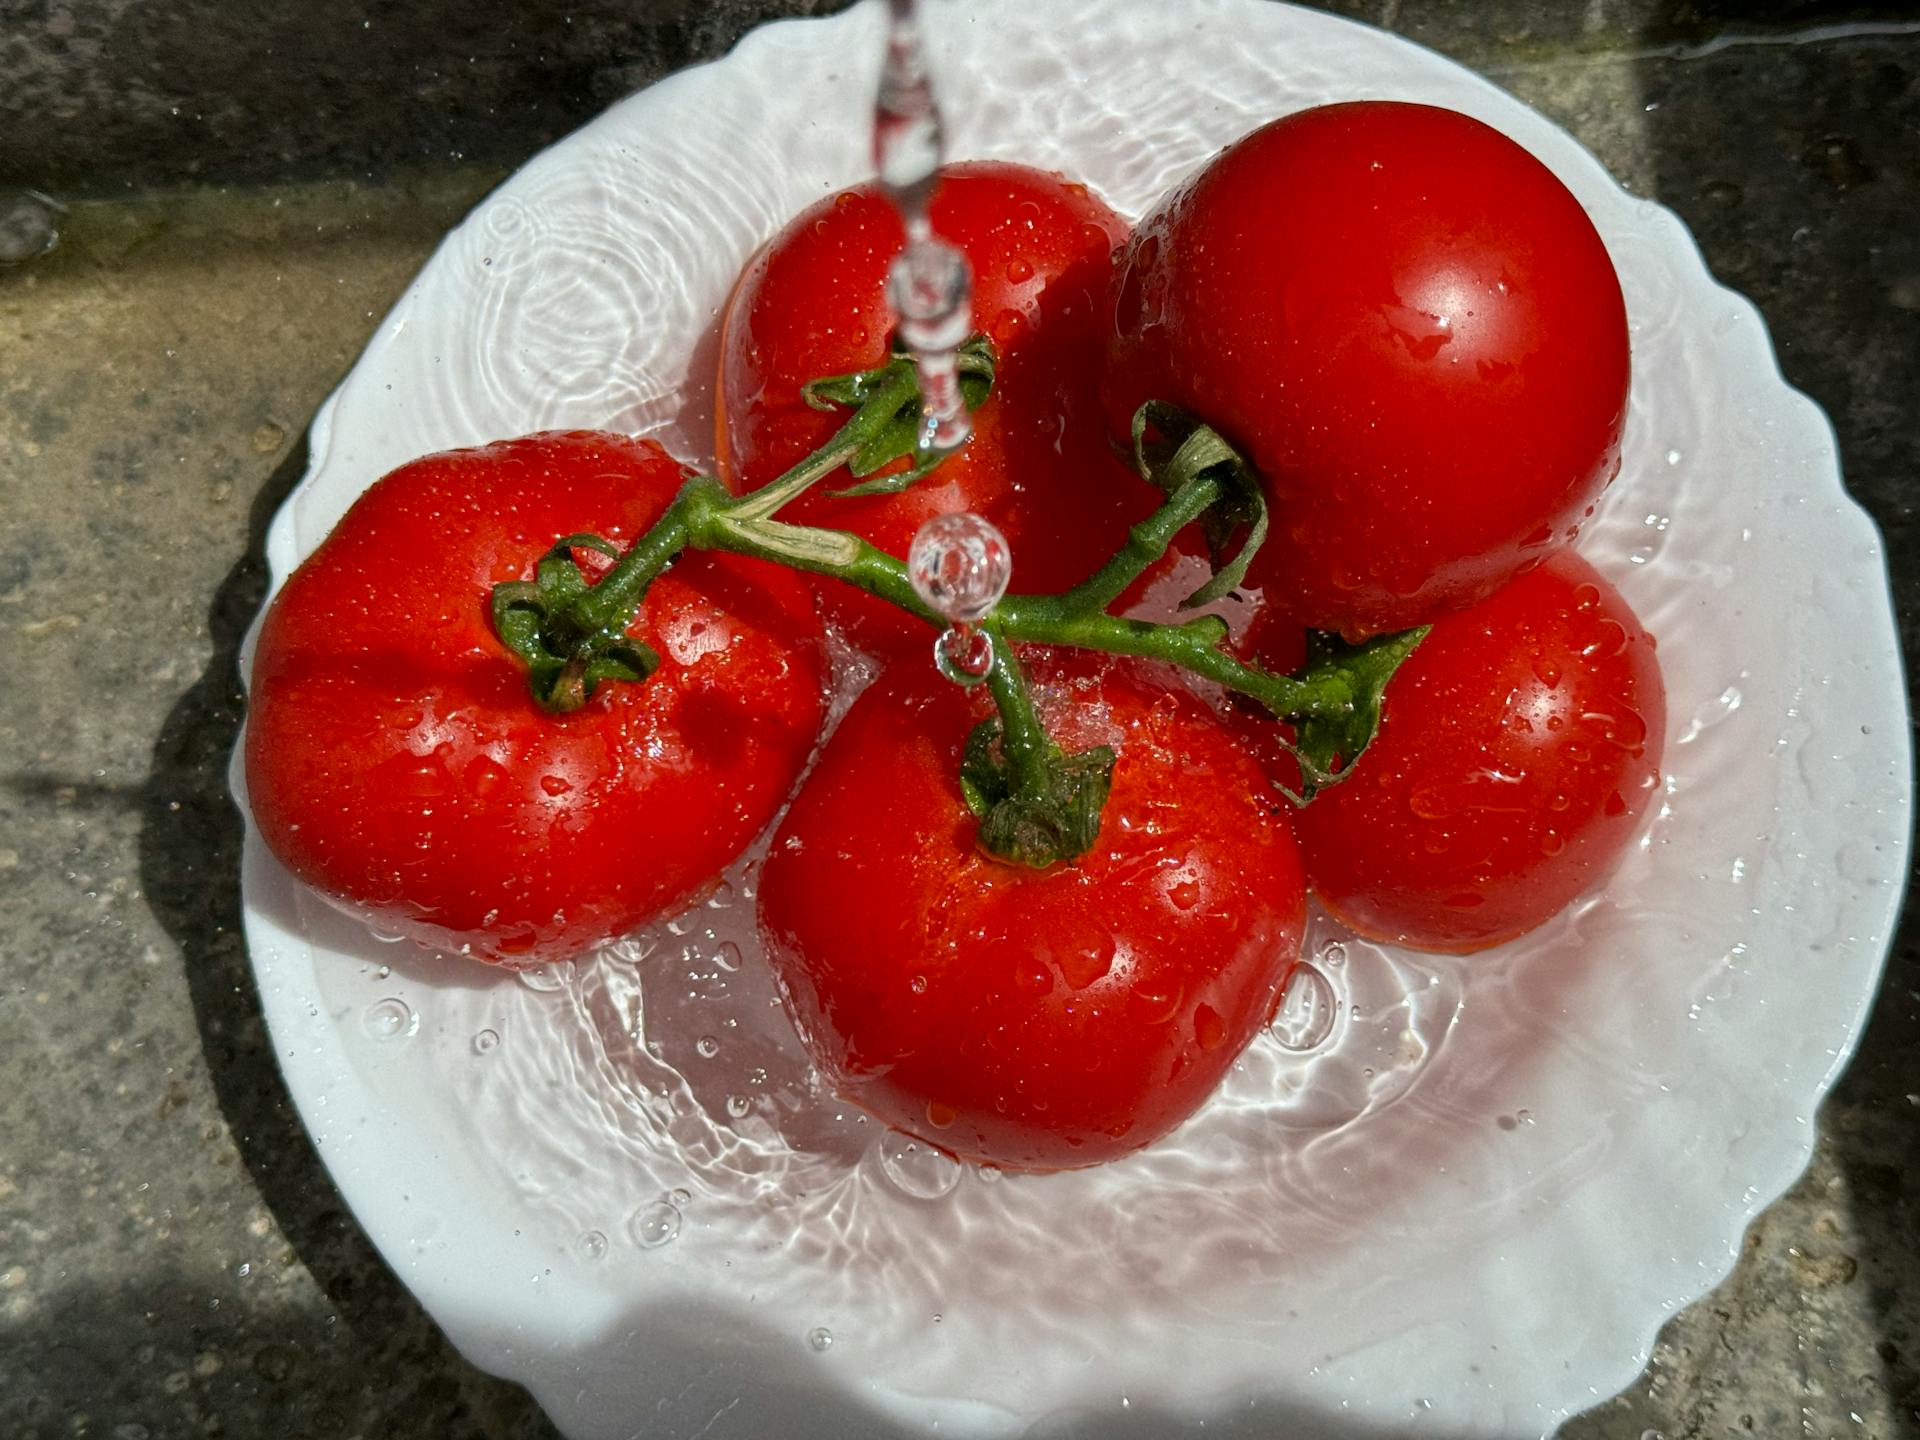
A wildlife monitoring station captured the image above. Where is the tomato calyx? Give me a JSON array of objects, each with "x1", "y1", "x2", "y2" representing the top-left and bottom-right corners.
[
  {"x1": 1284, "y1": 626, "x2": 1430, "y2": 804},
  {"x1": 1127, "y1": 400, "x2": 1269, "y2": 607},
  {"x1": 798, "y1": 333, "x2": 997, "y2": 498},
  {"x1": 959, "y1": 639, "x2": 1116, "y2": 868},
  {"x1": 490, "y1": 531, "x2": 665, "y2": 712}
]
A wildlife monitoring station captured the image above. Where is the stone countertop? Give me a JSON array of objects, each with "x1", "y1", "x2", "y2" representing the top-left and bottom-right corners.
[{"x1": 1, "y1": 2, "x2": 1915, "y2": 1437}]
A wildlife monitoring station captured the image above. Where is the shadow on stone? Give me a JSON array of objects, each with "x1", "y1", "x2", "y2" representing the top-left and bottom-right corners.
[{"x1": 131, "y1": 430, "x2": 558, "y2": 1437}]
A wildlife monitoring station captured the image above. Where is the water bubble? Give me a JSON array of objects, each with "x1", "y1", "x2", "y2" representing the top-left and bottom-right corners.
[
  {"x1": 725, "y1": 1095, "x2": 751, "y2": 1119},
  {"x1": 628, "y1": 1199, "x2": 681, "y2": 1249},
  {"x1": 472, "y1": 1028, "x2": 501, "y2": 1055},
  {"x1": 574, "y1": 1230, "x2": 608, "y2": 1262},
  {"x1": 1269, "y1": 963, "x2": 1336, "y2": 1052},
  {"x1": 910, "y1": 512, "x2": 1012, "y2": 624},
  {"x1": 517, "y1": 962, "x2": 572, "y2": 993},
  {"x1": 877, "y1": 1131, "x2": 962, "y2": 1200},
  {"x1": 934, "y1": 625, "x2": 995, "y2": 685},
  {"x1": 1317, "y1": 939, "x2": 1347, "y2": 968},
  {"x1": 672, "y1": 1187, "x2": 691, "y2": 1206},
  {"x1": 361, "y1": 998, "x2": 418, "y2": 1042},
  {"x1": 711, "y1": 941, "x2": 743, "y2": 973},
  {"x1": 695, "y1": 1035, "x2": 720, "y2": 1058},
  {"x1": 808, "y1": 1326, "x2": 835, "y2": 1352}
]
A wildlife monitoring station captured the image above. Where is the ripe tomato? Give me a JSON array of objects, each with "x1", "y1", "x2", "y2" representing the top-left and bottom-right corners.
[
  {"x1": 245, "y1": 431, "x2": 827, "y2": 965},
  {"x1": 757, "y1": 651, "x2": 1308, "y2": 1171},
  {"x1": 717, "y1": 162, "x2": 1159, "y2": 653},
  {"x1": 1103, "y1": 101, "x2": 1630, "y2": 639},
  {"x1": 1294, "y1": 549, "x2": 1664, "y2": 954}
]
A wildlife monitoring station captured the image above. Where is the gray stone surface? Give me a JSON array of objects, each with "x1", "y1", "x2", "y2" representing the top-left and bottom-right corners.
[{"x1": 1, "y1": 3, "x2": 1916, "y2": 1438}]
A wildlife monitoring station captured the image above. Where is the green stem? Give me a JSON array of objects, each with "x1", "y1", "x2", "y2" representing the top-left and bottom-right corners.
[
  {"x1": 1047, "y1": 472, "x2": 1221, "y2": 618},
  {"x1": 979, "y1": 629, "x2": 1053, "y2": 800},
  {"x1": 728, "y1": 365, "x2": 921, "y2": 522}
]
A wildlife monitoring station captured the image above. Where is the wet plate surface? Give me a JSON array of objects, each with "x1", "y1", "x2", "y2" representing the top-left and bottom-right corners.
[{"x1": 231, "y1": 1, "x2": 1910, "y2": 1436}]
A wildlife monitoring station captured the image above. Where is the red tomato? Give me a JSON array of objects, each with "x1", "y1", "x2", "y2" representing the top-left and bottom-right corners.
[
  {"x1": 757, "y1": 651, "x2": 1308, "y2": 1171},
  {"x1": 1295, "y1": 549, "x2": 1665, "y2": 954},
  {"x1": 245, "y1": 432, "x2": 827, "y2": 965},
  {"x1": 1104, "y1": 102, "x2": 1630, "y2": 639},
  {"x1": 717, "y1": 162, "x2": 1159, "y2": 653}
]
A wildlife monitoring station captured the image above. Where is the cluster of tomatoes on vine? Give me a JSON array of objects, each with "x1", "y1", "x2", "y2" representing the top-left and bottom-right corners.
[{"x1": 246, "y1": 102, "x2": 1665, "y2": 1174}]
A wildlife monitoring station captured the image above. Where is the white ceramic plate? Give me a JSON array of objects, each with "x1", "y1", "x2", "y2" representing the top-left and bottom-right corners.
[{"x1": 232, "y1": 2, "x2": 1911, "y2": 1436}]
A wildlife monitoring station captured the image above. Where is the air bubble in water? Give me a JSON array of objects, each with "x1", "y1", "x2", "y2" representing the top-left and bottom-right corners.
[
  {"x1": 808, "y1": 1326, "x2": 834, "y2": 1352},
  {"x1": 725, "y1": 1094, "x2": 751, "y2": 1119},
  {"x1": 877, "y1": 1130, "x2": 962, "y2": 1200},
  {"x1": 1268, "y1": 963, "x2": 1336, "y2": 1052},
  {"x1": 472, "y1": 1028, "x2": 501, "y2": 1055},
  {"x1": 574, "y1": 1230, "x2": 608, "y2": 1262},
  {"x1": 362, "y1": 998, "x2": 418, "y2": 1042},
  {"x1": 628, "y1": 1199, "x2": 681, "y2": 1249},
  {"x1": 696, "y1": 1035, "x2": 720, "y2": 1058}
]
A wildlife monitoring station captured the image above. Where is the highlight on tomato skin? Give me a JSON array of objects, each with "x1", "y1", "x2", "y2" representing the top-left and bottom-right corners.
[
  {"x1": 716, "y1": 161, "x2": 1166, "y2": 654},
  {"x1": 1293, "y1": 549, "x2": 1666, "y2": 955},
  {"x1": 243, "y1": 431, "x2": 830, "y2": 967},
  {"x1": 756, "y1": 649, "x2": 1309, "y2": 1173},
  {"x1": 1102, "y1": 100, "x2": 1631, "y2": 641}
]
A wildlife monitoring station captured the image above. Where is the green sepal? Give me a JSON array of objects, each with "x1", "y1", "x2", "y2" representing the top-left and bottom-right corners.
[
  {"x1": 1129, "y1": 400, "x2": 1268, "y2": 607},
  {"x1": 958, "y1": 718, "x2": 1116, "y2": 869},
  {"x1": 800, "y1": 335, "x2": 997, "y2": 499},
  {"x1": 489, "y1": 533, "x2": 662, "y2": 715},
  {"x1": 1281, "y1": 625, "x2": 1428, "y2": 804}
]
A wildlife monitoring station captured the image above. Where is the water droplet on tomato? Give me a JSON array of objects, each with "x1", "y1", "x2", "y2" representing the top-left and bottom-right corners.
[
  {"x1": 1194, "y1": 1004, "x2": 1227, "y2": 1052},
  {"x1": 362, "y1": 997, "x2": 417, "y2": 1042},
  {"x1": 1005, "y1": 257, "x2": 1034, "y2": 284},
  {"x1": 466, "y1": 756, "x2": 508, "y2": 797},
  {"x1": 628, "y1": 1199, "x2": 681, "y2": 1248},
  {"x1": 695, "y1": 1035, "x2": 720, "y2": 1058},
  {"x1": 1013, "y1": 959, "x2": 1053, "y2": 995},
  {"x1": 908, "y1": 973, "x2": 928, "y2": 995},
  {"x1": 1541, "y1": 831, "x2": 1566, "y2": 857},
  {"x1": 725, "y1": 1094, "x2": 751, "y2": 1119},
  {"x1": 712, "y1": 941, "x2": 743, "y2": 972},
  {"x1": 925, "y1": 1100, "x2": 957, "y2": 1129},
  {"x1": 1268, "y1": 963, "x2": 1336, "y2": 1052},
  {"x1": 808, "y1": 1326, "x2": 834, "y2": 1353},
  {"x1": 1167, "y1": 877, "x2": 1202, "y2": 911}
]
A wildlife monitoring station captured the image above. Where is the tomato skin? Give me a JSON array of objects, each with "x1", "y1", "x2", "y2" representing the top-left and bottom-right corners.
[
  {"x1": 1104, "y1": 102, "x2": 1630, "y2": 639},
  {"x1": 757, "y1": 652, "x2": 1308, "y2": 1171},
  {"x1": 245, "y1": 432, "x2": 828, "y2": 965},
  {"x1": 718, "y1": 162, "x2": 1158, "y2": 653},
  {"x1": 1295, "y1": 550, "x2": 1664, "y2": 954}
]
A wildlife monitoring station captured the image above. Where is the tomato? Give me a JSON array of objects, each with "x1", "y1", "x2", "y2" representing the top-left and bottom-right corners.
[
  {"x1": 717, "y1": 161, "x2": 1160, "y2": 653},
  {"x1": 245, "y1": 431, "x2": 828, "y2": 965},
  {"x1": 757, "y1": 650, "x2": 1308, "y2": 1171},
  {"x1": 1294, "y1": 549, "x2": 1664, "y2": 954},
  {"x1": 1103, "y1": 101, "x2": 1630, "y2": 640}
]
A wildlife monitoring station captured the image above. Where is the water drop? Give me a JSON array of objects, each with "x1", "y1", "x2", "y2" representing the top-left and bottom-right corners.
[
  {"x1": 909, "y1": 512, "x2": 1012, "y2": 623},
  {"x1": 696, "y1": 1035, "x2": 720, "y2": 1058},
  {"x1": 1317, "y1": 939, "x2": 1347, "y2": 968},
  {"x1": 908, "y1": 974, "x2": 929, "y2": 995},
  {"x1": 935, "y1": 624, "x2": 995, "y2": 684},
  {"x1": 808, "y1": 1326, "x2": 835, "y2": 1352},
  {"x1": 725, "y1": 1094, "x2": 751, "y2": 1119},
  {"x1": 361, "y1": 998, "x2": 417, "y2": 1042},
  {"x1": 628, "y1": 1199, "x2": 681, "y2": 1249},
  {"x1": 712, "y1": 941, "x2": 743, "y2": 973},
  {"x1": 1013, "y1": 958, "x2": 1054, "y2": 995},
  {"x1": 574, "y1": 1230, "x2": 608, "y2": 1262},
  {"x1": 1269, "y1": 963, "x2": 1336, "y2": 1052},
  {"x1": 1005, "y1": 257, "x2": 1034, "y2": 284},
  {"x1": 877, "y1": 1131, "x2": 962, "y2": 1199},
  {"x1": 472, "y1": 1028, "x2": 501, "y2": 1055}
]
